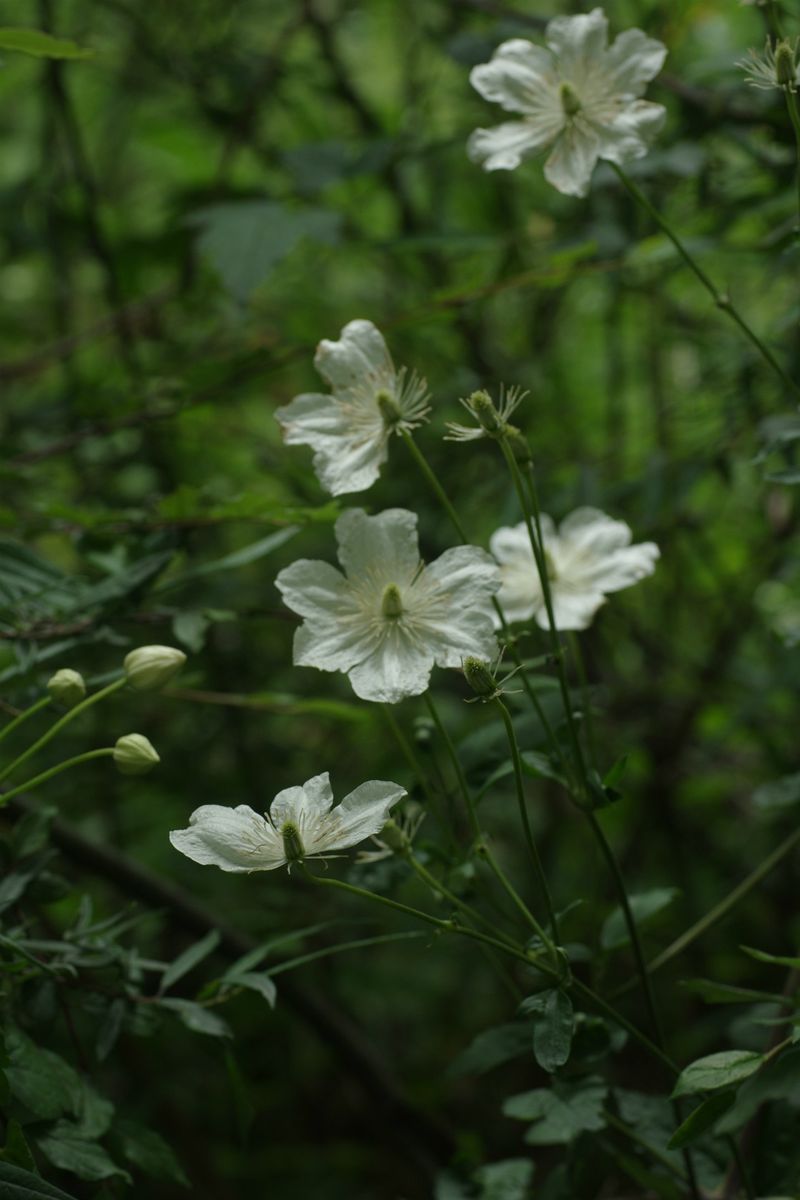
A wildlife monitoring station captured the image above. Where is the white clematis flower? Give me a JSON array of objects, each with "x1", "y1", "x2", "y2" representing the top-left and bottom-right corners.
[
  {"x1": 274, "y1": 319, "x2": 430, "y2": 496},
  {"x1": 468, "y1": 7, "x2": 667, "y2": 198},
  {"x1": 170, "y1": 771, "x2": 406, "y2": 873},
  {"x1": 275, "y1": 507, "x2": 500, "y2": 703},
  {"x1": 490, "y1": 507, "x2": 659, "y2": 631}
]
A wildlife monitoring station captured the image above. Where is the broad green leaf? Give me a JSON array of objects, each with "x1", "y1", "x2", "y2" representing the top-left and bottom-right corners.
[
  {"x1": 5, "y1": 1031, "x2": 82, "y2": 1121},
  {"x1": 159, "y1": 929, "x2": 220, "y2": 994},
  {"x1": 601, "y1": 888, "x2": 680, "y2": 951},
  {"x1": 37, "y1": 1124, "x2": 130, "y2": 1183},
  {"x1": 172, "y1": 610, "x2": 210, "y2": 653},
  {"x1": 476, "y1": 1158, "x2": 534, "y2": 1200},
  {"x1": 0, "y1": 28, "x2": 93, "y2": 58},
  {"x1": 532, "y1": 991, "x2": 574, "y2": 1074},
  {"x1": 114, "y1": 1120, "x2": 189, "y2": 1187},
  {"x1": 190, "y1": 202, "x2": 342, "y2": 302},
  {"x1": 667, "y1": 1092, "x2": 736, "y2": 1149},
  {"x1": 448, "y1": 1024, "x2": 531, "y2": 1078},
  {"x1": 0, "y1": 1122, "x2": 35, "y2": 1172},
  {"x1": 0, "y1": 1161, "x2": 80, "y2": 1199},
  {"x1": 503, "y1": 1077, "x2": 607, "y2": 1145},
  {"x1": 672, "y1": 1050, "x2": 764, "y2": 1098},
  {"x1": 157, "y1": 998, "x2": 232, "y2": 1038}
]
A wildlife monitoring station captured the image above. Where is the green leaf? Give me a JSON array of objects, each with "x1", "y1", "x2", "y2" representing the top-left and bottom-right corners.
[
  {"x1": 157, "y1": 527, "x2": 298, "y2": 591},
  {"x1": 114, "y1": 1120, "x2": 189, "y2": 1187},
  {"x1": 476, "y1": 1158, "x2": 534, "y2": 1200},
  {"x1": 160, "y1": 929, "x2": 220, "y2": 994},
  {"x1": 601, "y1": 888, "x2": 680, "y2": 951},
  {"x1": 672, "y1": 1050, "x2": 764, "y2": 1098},
  {"x1": 0, "y1": 29, "x2": 93, "y2": 59},
  {"x1": 5, "y1": 1031, "x2": 82, "y2": 1121},
  {"x1": 0, "y1": 1122, "x2": 36, "y2": 1172},
  {"x1": 751, "y1": 773, "x2": 800, "y2": 813},
  {"x1": 667, "y1": 1092, "x2": 736, "y2": 1149},
  {"x1": 190, "y1": 202, "x2": 342, "y2": 302},
  {"x1": 172, "y1": 610, "x2": 210, "y2": 653},
  {"x1": 503, "y1": 1077, "x2": 607, "y2": 1145},
  {"x1": 0, "y1": 1161, "x2": 80, "y2": 1199},
  {"x1": 680, "y1": 978, "x2": 787, "y2": 1005},
  {"x1": 741, "y1": 945, "x2": 800, "y2": 970},
  {"x1": 157, "y1": 998, "x2": 232, "y2": 1038},
  {"x1": 714, "y1": 1047, "x2": 800, "y2": 1134},
  {"x1": 224, "y1": 971, "x2": 277, "y2": 1008},
  {"x1": 37, "y1": 1124, "x2": 130, "y2": 1183},
  {"x1": 532, "y1": 991, "x2": 574, "y2": 1074},
  {"x1": 448, "y1": 1024, "x2": 531, "y2": 1078}
]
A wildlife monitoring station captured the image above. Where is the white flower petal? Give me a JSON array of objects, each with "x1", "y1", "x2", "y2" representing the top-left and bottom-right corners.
[
  {"x1": 275, "y1": 558, "x2": 352, "y2": 621},
  {"x1": 328, "y1": 780, "x2": 407, "y2": 848},
  {"x1": 596, "y1": 101, "x2": 666, "y2": 167},
  {"x1": 414, "y1": 546, "x2": 500, "y2": 665},
  {"x1": 170, "y1": 805, "x2": 284, "y2": 873},
  {"x1": 270, "y1": 773, "x2": 334, "y2": 837},
  {"x1": 274, "y1": 391, "x2": 387, "y2": 496},
  {"x1": 468, "y1": 119, "x2": 558, "y2": 172},
  {"x1": 541, "y1": 587, "x2": 606, "y2": 632},
  {"x1": 546, "y1": 8, "x2": 609, "y2": 70},
  {"x1": 335, "y1": 507, "x2": 421, "y2": 585},
  {"x1": 293, "y1": 619, "x2": 380, "y2": 674},
  {"x1": 604, "y1": 28, "x2": 667, "y2": 95},
  {"x1": 347, "y1": 628, "x2": 435, "y2": 703},
  {"x1": 558, "y1": 507, "x2": 632, "y2": 552},
  {"x1": 544, "y1": 121, "x2": 601, "y2": 197},
  {"x1": 314, "y1": 319, "x2": 394, "y2": 396},
  {"x1": 469, "y1": 39, "x2": 558, "y2": 114}
]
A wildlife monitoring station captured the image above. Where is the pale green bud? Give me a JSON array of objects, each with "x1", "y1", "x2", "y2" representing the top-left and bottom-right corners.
[
  {"x1": 775, "y1": 40, "x2": 797, "y2": 87},
  {"x1": 114, "y1": 733, "x2": 160, "y2": 776},
  {"x1": 463, "y1": 656, "x2": 498, "y2": 700},
  {"x1": 467, "y1": 390, "x2": 502, "y2": 434},
  {"x1": 47, "y1": 668, "x2": 86, "y2": 710},
  {"x1": 124, "y1": 645, "x2": 186, "y2": 691}
]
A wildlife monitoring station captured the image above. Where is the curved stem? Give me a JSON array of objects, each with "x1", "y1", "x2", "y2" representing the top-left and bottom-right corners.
[
  {"x1": 0, "y1": 748, "x2": 115, "y2": 807},
  {"x1": 612, "y1": 162, "x2": 800, "y2": 400},
  {"x1": 397, "y1": 429, "x2": 469, "y2": 541},
  {"x1": 0, "y1": 677, "x2": 126, "y2": 785},
  {"x1": 494, "y1": 697, "x2": 560, "y2": 947},
  {"x1": 423, "y1": 693, "x2": 479, "y2": 838},
  {"x1": 407, "y1": 853, "x2": 521, "y2": 951},
  {"x1": 0, "y1": 695, "x2": 52, "y2": 745}
]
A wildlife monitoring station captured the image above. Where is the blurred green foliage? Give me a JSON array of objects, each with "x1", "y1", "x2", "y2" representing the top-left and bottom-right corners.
[{"x1": 1, "y1": 0, "x2": 800, "y2": 1196}]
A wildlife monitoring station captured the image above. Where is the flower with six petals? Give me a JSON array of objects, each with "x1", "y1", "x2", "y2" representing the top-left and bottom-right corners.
[
  {"x1": 275, "y1": 319, "x2": 429, "y2": 496},
  {"x1": 170, "y1": 772, "x2": 406, "y2": 873},
  {"x1": 468, "y1": 7, "x2": 667, "y2": 197},
  {"x1": 490, "y1": 507, "x2": 659, "y2": 631},
  {"x1": 276, "y1": 507, "x2": 500, "y2": 703}
]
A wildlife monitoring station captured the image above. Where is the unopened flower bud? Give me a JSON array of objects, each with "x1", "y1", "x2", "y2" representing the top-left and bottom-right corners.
[
  {"x1": 280, "y1": 820, "x2": 305, "y2": 864},
  {"x1": 123, "y1": 645, "x2": 186, "y2": 691},
  {"x1": 47, "y1": 668, "x2": 86, "y2": 710},
  {"x1": 114, "y1": 733, "x2": 160, "y2": 776},
  {"x1": 463, "y1": 656, "x2": 498, "y2": 700},
  {"x1": 504, "y1": 424, "x2": 533, "y2": 465},
  {"x1": 775, "y1": 40, "x2": 797, "y2": 87}
]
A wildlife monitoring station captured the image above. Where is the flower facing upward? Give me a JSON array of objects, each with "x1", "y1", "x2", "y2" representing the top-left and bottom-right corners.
[
  {"x1": 275, "y1": 319, "x2": 430, "y2": 496},
  {"x1": 169, "y1": 772, "x2": 406, "y2": 873},
  {"x1": 468, "y1": 7, "x2": 667, "y2": 197},
  {"x1": 275, "y1": 508, "x2": 500, "y2": 703},
  {"x1": 490, "y1": 507, "x2": 659, "y2": 631}
]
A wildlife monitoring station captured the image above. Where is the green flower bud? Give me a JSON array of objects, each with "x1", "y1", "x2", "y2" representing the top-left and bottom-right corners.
[
  {"x1": 467, "y1": 390, "x2": 503, "y2": 434},
  {"x1": 47, "y1": 668, "x2": 86, "y2": 710},
  {"x1": 463, "y1": 656, "x2": 498, "y2": 700},
  {"x1": 378, "y1": 818, "x2": 411, "y2": 854},
  {"x1": 775, "y1": 40, "x2": 797, "y2": 87},
  {"x1": 114, "y1": 733, "x2": 160, "y2": 776},
  {"x1": 123, "y1": 645, "x2": 186, "y2": 691}
]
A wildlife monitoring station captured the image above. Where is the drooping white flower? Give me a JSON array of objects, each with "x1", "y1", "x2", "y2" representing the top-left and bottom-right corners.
[
  {"x1": 274, "y1": 319, "x2": 430, "y2": 497},
  {"x1": 170, "y1": 772, "x2": 406, "y2": 873},
  {"x1": 468, "y1": 8, "x2": 667, "y2": 198},
  {"x1": 490, "y1": 508, "x2": 659, "y2": 631},
  {"x1": 275, "y1": 508, "x2": 500, "y2": 703}
]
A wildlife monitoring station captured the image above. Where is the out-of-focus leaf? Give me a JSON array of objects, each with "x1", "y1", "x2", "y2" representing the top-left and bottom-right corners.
[
  {"x1": 159, "y1": 929, "x2": 220, "y2": 994},
  {"x1": 667, "y1": 1092, "x2": 736, "y2": 1149},
  {"x1": 114, "y1": 1120, "x2": 189, "y2": 1187},
  {"x1": 601, "y1": 888, "x2": 679, "y2": 951},
  {"x1": 37, "y1": 1125, "x2": 130, "y2": 1183},
  {"x1": 503, "y1": 1077, "x2": 607, "y2": 1144},
  {"x1": 532, "y1": 991, "x2": 574, "y2": 1074},
  {"x1": 448, "y1": 1023, "x2": 531, "y2": 1078},
  {"x1": 0, "y1": 29, "x2": 93, "y2": 58},
  {"x1": 0, "y1": 1160, "x2": 80, "y2": 1198}
]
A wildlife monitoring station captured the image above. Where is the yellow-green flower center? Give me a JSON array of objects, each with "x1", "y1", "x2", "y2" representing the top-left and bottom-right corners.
[
  {"x1": 381, "y1": 584, "x2": 404, "y2": 620},
  {"x1": 281, "y1": 820, "x2": 305, "y2": 862},
  {"x1": 376, "y1": 389, "x2": 402, "y2": 428},
  {"x1": 559, "y1": 82, "x2": 582, "y2": 118}
]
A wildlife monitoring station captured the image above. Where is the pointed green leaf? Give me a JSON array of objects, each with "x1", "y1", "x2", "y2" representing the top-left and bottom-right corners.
[
  {"x1": 667, "y1": 1092, "x2": 736, "y2": 1149},
  {"x1": 532, "y1": 991, "x2": 573, "y2": 1074},
  {"x1": 672, "y1": 1050, "x2": 764, "y2": 1098}
]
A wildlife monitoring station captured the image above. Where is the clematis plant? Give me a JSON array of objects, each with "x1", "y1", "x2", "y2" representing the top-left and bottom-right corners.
[
  {"x1": 170, "y1": 772, "x2": 405, "y2": 872},
  {"x1": 467, "y1": 7, "x2": 667, "y2": 197},
  {"x1": 275, "y1": 507, "x2": 500, "y2": 703},
  {"x1": 275, "y1": 319, "x2": 430, "y2": 496},
  {"x1": 490, "y1": 507, "x2": 660, "y2": 631}
]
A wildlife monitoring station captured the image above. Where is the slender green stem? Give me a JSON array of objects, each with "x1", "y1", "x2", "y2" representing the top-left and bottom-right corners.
[
  {"x1": 423, "y1": 693, "x2": 479, "y2": 838},
  {"x1": 494, "y1": 697, "x2": 560, "y2": 946},
  {"x1": 635, "y1": 824, "x2": 800, "y2": 986},
  {"x1": 612, "y1": 162, "x2": 800, "y2": 400},
  {"x1": 381, "y1": 704, "x2": 440, "y2": 813},
  {"x1": 0, "y1": 695, "x2": 52, "y2": 746},
  {"x1": 0, "y1": 677, "x2": 126, "y2": 785},
  {"x1": 0, "y1": 748, "x2": 115, "y2": 807},
  {"x1": 397, "y1": 428, "x2": 469, "y2": 541},
  {"x1": 568, "y1": 632, "x2": 598, "y2": 768},
  {"x1": 784, "y1": 86, "x2": 800, "y2": 238},
  {"x1": 407, "y1": 852, "x2": 517, "y2": 947},
  {"x1": 571, "y1": 977, "x2": 678, "y2": 1074},
  {"x1": 603, "y1": 1109, "x2": 687, "y2": 1182},
  {"x1": 588, "y1": 810, "x2": 663, "y2": 1047}
]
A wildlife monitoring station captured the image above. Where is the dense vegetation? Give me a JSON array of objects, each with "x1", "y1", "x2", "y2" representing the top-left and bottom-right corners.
[{"x1": 1, "y1": 1, "x2": 799, "y2": 1197}]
